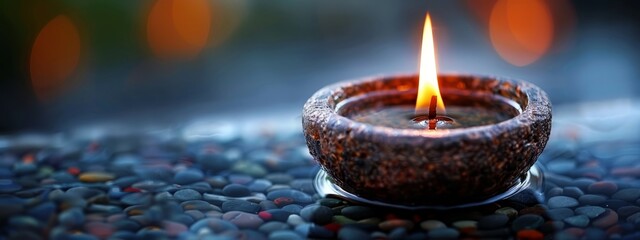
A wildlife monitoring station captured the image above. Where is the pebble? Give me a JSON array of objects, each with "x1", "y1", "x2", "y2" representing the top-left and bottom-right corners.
[
  {"x1": 0, "y1": 179, "x2": 21, "y2": 193},
  {"x1": 120, "y1": 193, "x2": 151, "y2": 205},
  {"x1": 617, "y1": 205, "x2": 640, "y2": 219},
  {"x1": 517, "y1": 229, "x2": 544, "y2": 240},
  {"x1": 338, "y1": 227, "x2": 370, "y2": 240},
  {"x1": 223, "y1": 184, "x2": 252, "y2": 197},
  {"x1": 612, "y1": 188, "x2": 640, "y2": 202},
  {"x1": 495, "y1": 207, "x2": 519, "y2": 218},
  {"x1": 452, "y1": 220, "x2": 477, "y2": 233},
  {"x1": 232, "y1": 162, "x2": 267, "y2": 177},
  {"x1": 223, "y1": 211, "x2": 264, "y2": 229},
  {"x1": 260, "y1": 209, "x2": 290, "y2": 222},
  {"x1": 249, "y1": 180, "x2": 273, "y2": 193},
  {"x1": 420, "y1": 220, "x2": 446, "y2": 230},
  {"x1": 318, "y1": 198, "x2": 343, "y2": 208},
  {"x1": 259, "y1": 221, "x2": 290, "y2": 233},
  {"x1": 197, "y1": 153, "x2": 231, "y2": 172},
  {"x1": 588, "y1": 181, "x2": 618, "y2": 195},
  {"x1": 269, "y1": 230, "x2": 304, "y2": 240},
  {"x1": 281, "y1": 204, "x2": 302, "y2": 214},
  {"x1": 85, "y1": 221, "x2": 115, "y2": 238},
  {"x1": 222, "y1": 200, "x2": 261, "y2": 213},
  {"x1": 189, "y1": 218, "x2": 238, "y2": 233},
  {"x1": 286, "y1": 214, "x2": 305, "y2": 226},
  {"x1": 173, "y1": 169, "x2": 204, "y2": 185},
  {"x1": 579, "y1": 194, "x2": 608, "y2": 205},
  {"x1": 299, "y1": 205, "x2": 333, "y2": 225},
  {"x1": 341, "y1": 206, "x2": 375, "y2": 220},
  {"x1": 548, "y1": 196, "x2": 579, "y2": 208},
  {"x1": 592, "y1": 209, "x2": 618, "y2": 228},
  {"x1": 563, "y1": 187, "x2": 584, "y2": 199},
  {"x1": 79, "y1": 172, "x2": 115, "y2": 182},
  {"x1": 174, "y1": 189, "x2": 202, "y2": 201},
  {"x1": 575, "y1": 206, "x2": 606, "y2": 219},
  {"x1": 564, "y1": 215, "x2": 590, "y2": 228},
  {"x1": 379, "y1": 219, "x2": 414, "y2": 231},
  {"x1": 547, "y1": 208, "x2": 574, "y2": 220},
  {"x1": 478, "y1": 214, "x2": 509, "y2": 230},
  {"x1": 58, "y1": 208, "x2": 85, "y2": 228},
  {"x1": 427, "y1": 228, "x2": 460, "y2": 239},
  {"x1": 266, "y1": 189, "x2": 313, "y2": 204},
  {"x1": 181, "y1": 200, "x2": 218, "y2": 211},
  {"x1": 512, "y1": 214, "x2": 544, "y2": 232}
]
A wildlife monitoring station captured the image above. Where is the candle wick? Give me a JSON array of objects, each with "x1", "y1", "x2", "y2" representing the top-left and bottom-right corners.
[{"x1": 428, "y1": 95, "x2": 437, "y2": 120}]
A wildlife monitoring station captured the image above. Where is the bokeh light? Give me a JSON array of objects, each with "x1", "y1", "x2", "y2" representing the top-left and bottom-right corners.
[
  {"x1": 29, "y1": 15, "x2": 81, "y2": 101},
  {"x1": 489, "y1": 0, "x2": 554, "y2": 66},
  {"x1": 147, "y1": 0, "x2": 212, "y2": 60}
]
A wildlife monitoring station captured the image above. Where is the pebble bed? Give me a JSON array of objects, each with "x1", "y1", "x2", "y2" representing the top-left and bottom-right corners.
[{"x1": 1, "y1": 121, "x2": 640, "y2": 239}]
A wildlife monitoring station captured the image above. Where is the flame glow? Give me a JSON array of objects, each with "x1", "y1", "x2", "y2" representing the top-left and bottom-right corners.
[{"x1": 415, "y1": 14, "x2": 445, "y2": 115}]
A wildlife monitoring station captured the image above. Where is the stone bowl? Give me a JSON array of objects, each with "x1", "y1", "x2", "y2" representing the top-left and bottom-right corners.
[{"x1": 302, "y1": 74, "x2": 552, "y2": 206}]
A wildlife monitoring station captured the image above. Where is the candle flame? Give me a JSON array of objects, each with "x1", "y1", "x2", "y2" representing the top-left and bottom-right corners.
[{"x1": 415, "y1": 14, "x2": 445, "y2": 115}]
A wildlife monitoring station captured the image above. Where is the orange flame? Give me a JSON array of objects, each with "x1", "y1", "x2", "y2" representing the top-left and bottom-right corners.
[{"x1": 416, "y1": 14, "x2": 445, "y2": 115}]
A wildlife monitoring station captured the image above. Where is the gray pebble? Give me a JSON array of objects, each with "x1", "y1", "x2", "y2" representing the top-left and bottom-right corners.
[
  {"x1": 612, "y1": 188, "x2": 640, "y2": 202},
  {"x1": 548, "y1": 196, "x2": 579, "y2": 208},
  {"x1": 266, "y1": 189, "x2": 313, "y2": 204},
  {"x1": 173, "y1": 169, "x2": 204, "y2": 185},
  {"x1": 223, "y1": 211, "x2": 264, "y2": 229},
  {"x1": 338, "y1": 227, "x2": 370, "y2": 240},
  {"x1": 575, "y1": 206, "x2": 606, "y2": 219},
  {"x1": 299, "y1": 205, "x2": 333, "y2": 225},
  {"x1": 249, "y1": 180, "x2": 273, "y2": 193},
  {"x1": 222, "y1": 200, "x2": 261, "y2": 213},
  {"x1": 269, "y1": 230, "x2": 304, "y2": 240},
  {"x1": 223, "y1": 184, "x2": 252, "y2": 197},
  {"x1": 341, "y1": 206, "x2": 375, "y2": 220},
  {"x1": 427, "y1": 228, "x2": 460, "y2": 239},
  {"x1": 547, "y1": 208, "x2": 574, "y2": 220},
  {"x1": 189, "y1": 218, "x2": 238, "y2": 233},
  {"x1": 58, "y1": 207, "x2": 84, "y2": 228},
  {"x1": 579, "y1": 194, "x2": 608, "y2": 205},
  {"x1": 120, "y1": 193, "x2": 151, "y2": 205},
  {"x1": 564, "y1": 215, "x2": 590, "y2": 227},
  {"x1": 173, "y1": 189, "x2": 202, "y2": 201},
  {"x1": 617, "y1": 205, "x2": 640, "y2": 219},
  {"x1": 259, "y1": 221, "x2": 290, "y2": 233},
  {"x1": 281, "y1": 204, "x2": 303, "y2": 214},
  {"x1": 563, "y1": 186, "x2": 584, "y2": 199}
]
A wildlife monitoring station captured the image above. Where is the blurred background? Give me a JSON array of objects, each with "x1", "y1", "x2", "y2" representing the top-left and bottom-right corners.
[{"x1": 1, "y1": 0, "x2": 639, "y2": 133}]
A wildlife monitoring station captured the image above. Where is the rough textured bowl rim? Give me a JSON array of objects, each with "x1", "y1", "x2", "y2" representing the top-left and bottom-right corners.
[{"x1": 308, "y1": 73, "x2": 549, "y2": 137}]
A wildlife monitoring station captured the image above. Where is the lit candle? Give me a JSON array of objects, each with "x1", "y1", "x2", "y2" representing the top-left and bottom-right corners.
[{"x1": 343, "y1": 14, "x2": 520, "y2": 130}]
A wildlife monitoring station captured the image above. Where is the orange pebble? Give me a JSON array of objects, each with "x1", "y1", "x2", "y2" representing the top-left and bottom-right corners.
[{"x1": 517, "y1": 229, "x2": 543, "y2": 240}]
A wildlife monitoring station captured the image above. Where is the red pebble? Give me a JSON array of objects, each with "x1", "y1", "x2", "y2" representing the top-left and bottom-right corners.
[
  {"x1": 273, "y1": 197, "x2": 294, "y2": 206},
  {"x1": 517, "y1": 229, "x2": 544, "y2": 240},
  {"x1": 323, "y1": 223, "x2": 341, "y2": 232},
  {"x1": 124, "y1": 187, "x2": 142, "y2": 193},
  {"x1": 67, "y1": 167, "x2": 80, "y2": 175},
  {"x1": 258, "y1": 211, "x2": 272, "y2": 220},
  {"x1": 386, "y1": 213, "x2": 398, "y2": 220}
]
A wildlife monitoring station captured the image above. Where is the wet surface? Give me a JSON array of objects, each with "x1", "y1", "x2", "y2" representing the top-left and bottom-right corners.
[{"x1": 1, "y1": 101, "x2": 640, "y2": 239}]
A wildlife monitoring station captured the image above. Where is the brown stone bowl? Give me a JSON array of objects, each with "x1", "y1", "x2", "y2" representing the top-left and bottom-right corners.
[{"x1": 302, "y1": 74, "x2": 552, "y2": 206}]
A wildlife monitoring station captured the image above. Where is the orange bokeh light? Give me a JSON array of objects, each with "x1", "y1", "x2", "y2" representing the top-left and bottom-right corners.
[
  {"x1": 29, "y1": 15, "x2": 81, "y2": 100},
  {"x1": 147, "y1": 0, "x2": 212, "y2": 60},
  {"x1": 489, "y1": 0, "x2": 554, "y2": 66}
]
